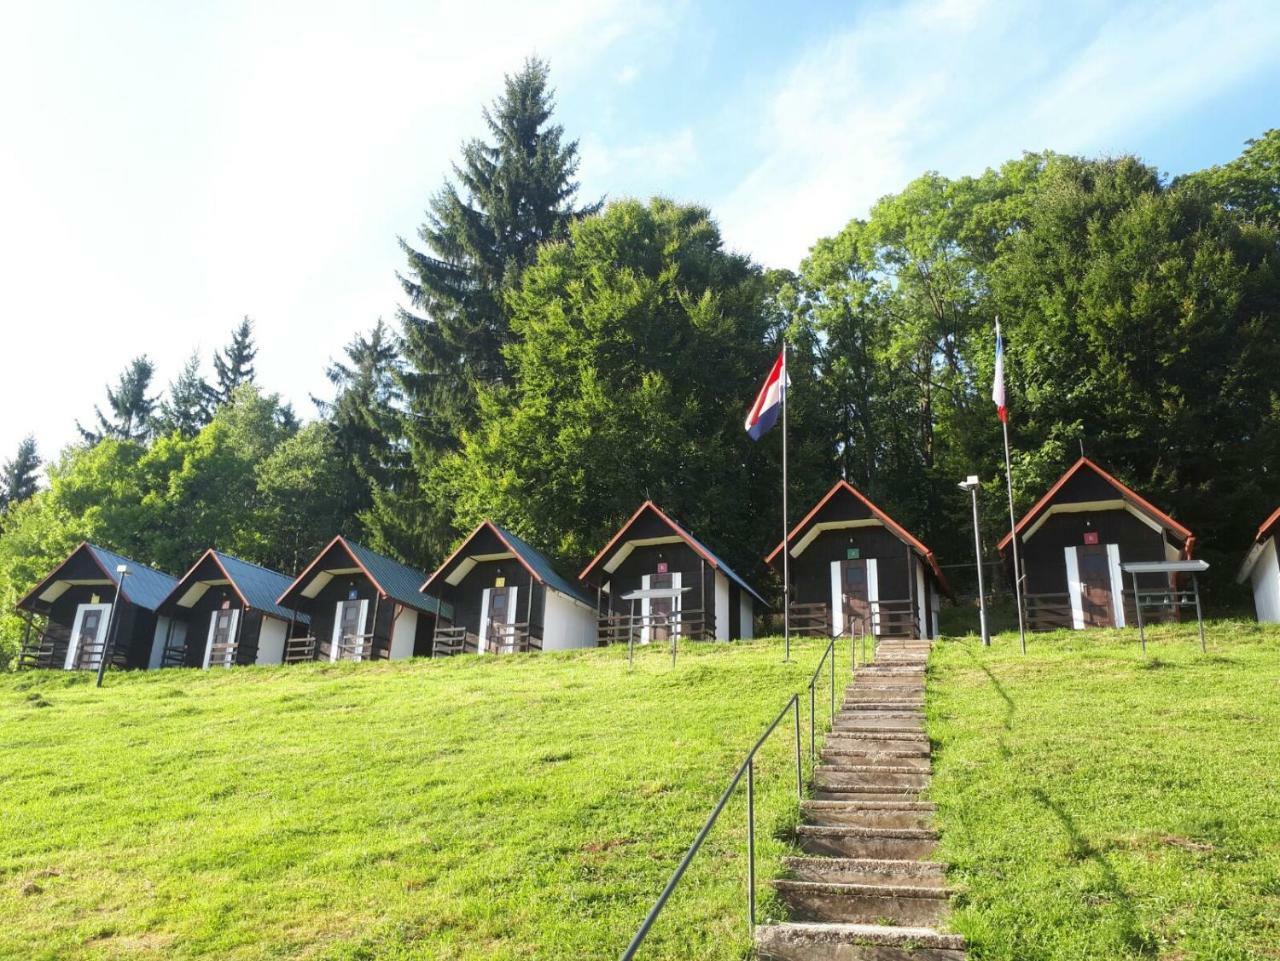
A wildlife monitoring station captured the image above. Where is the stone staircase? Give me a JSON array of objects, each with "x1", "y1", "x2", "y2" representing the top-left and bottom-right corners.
[{"x1": 756, "y1": 639, "x2": 966, "y2": 961}]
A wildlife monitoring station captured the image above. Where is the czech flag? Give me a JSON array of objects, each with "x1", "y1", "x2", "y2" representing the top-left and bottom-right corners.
[
  {"x1": 745, "y1": 350, "x2": 786, "y2": 440},
  {"x1": 992, "y1": 321, "x2": 1007, "y2": 423}
]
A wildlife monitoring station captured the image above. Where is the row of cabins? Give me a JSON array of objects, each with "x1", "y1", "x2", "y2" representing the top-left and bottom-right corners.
[{"x1": 14, "y1": 464, "x2": 1280, "y2": 671}]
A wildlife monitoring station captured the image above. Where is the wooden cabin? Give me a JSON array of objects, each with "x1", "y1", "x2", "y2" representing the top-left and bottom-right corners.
[
  {"x1": 580, "y1": 501, "x2": 764, "y2": 644},
  {"x1": 14, "y1": 542, "x2": 177, "y2": 671},
  {"x1": 999, "y1": 457, "x2": 1195, "y2": 631},
  {"x1": 277, "y1": 536, "x2": 443, "y2": 663},
  {"x1": 766, "y1": 480, "x2": 949, "y2": 640},
  {"x1": 155, "y1": 550, "x2": 310, "y2": 668},
  {"x1": 1238, "y1": 507, "x2": 1280, "y2": 624},
  {"x1": 422, "y1": 521, "x2": 597, "y2": 655}
]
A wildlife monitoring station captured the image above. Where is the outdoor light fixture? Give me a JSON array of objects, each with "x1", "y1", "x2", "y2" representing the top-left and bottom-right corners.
[{"x1": 957, "y1": 476, "x2": 990, "y2": 646}]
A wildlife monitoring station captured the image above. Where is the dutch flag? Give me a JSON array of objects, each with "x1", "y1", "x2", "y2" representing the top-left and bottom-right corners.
[
  {"x1": 992, "y1": 320, "x2": 1008, "y2": 423},
  {"x1": 745, "y1": 350, "x2": 786, "y2": 441}
]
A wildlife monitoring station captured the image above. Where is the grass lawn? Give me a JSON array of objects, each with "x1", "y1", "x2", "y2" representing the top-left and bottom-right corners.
[
  {"x1": 928, "y1": 621, "x2": 1280, "y2": 960},
  {"x1": 0, "y1": 637, "x2": 834, "y2": 961}
]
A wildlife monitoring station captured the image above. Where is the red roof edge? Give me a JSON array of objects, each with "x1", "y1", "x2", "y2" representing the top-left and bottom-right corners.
[
  {"x1": 997, "y1": 457, "x2": 1193, "y2": 552},
  {"x1": 421, "y1": 520, "x2": 542, "y2": 592},
  {"x1": 276, "y1": 535, "x2": 383, "y2": 605},
  {"x1": 579, "y1": 501, "x2": 719, "y2": 583},
  {"x1": 1256, "y1": 506, "x2": 1280, "y2": 544},
  {"x1": 765, "y1": 480, "x2": 950, "y2": 593}
]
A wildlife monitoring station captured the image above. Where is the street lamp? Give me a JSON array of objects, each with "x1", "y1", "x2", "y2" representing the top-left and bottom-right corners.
[
  {"x1": 958, "y1": 476, "x2": 990, "y2": 647},
  {"x1": 96, "y1": 564, "x2": 129, "y2": 688}
]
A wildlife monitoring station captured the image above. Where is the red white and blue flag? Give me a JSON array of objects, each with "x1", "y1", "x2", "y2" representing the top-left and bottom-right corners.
[
  {"x1": 992, "y1": 321, "x2": 1007, "y2": 423},
  {"x1": 745, "y1": 350, "x2": 786, "y2": 441}
]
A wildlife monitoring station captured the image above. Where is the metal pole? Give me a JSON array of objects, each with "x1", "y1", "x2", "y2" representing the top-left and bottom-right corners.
[
  {"x1": 792, "y1": 696, "x2": 802, "y2": 798},
  {"x1": 1193, "y1": 574, "x2": 1205, "y2": 653},
  {"x1": 746, "y1": 759, "x2": 756, "y2": 930},
  {"x1": 970, "y1": 483, "x2": 990, "y2": 646},
  {"x1": 96, "y1": 570, "x2": 128, "y2": 688},
  {"x1": 782, "y1": 343, "x2": 791, "y2": 662},
  {"x1": 830, "y1": 638, "x2": 836, "y2": 721},
  {"x1": 809, "y1": 683, "x2": 815, "y2": 764},
  {"x1": 1132, "y1": 571, "x2": 1146, "y2": 655},
  {"x1": 1001, "y1": 417, "x2": 1027, "y2": 654}
]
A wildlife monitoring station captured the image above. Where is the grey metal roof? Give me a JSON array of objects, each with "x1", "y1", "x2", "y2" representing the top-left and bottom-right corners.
[
  {"x1": 344, "y1": 539, "x2": 442, "y2": 615},
  {"x1": 86, "y1": 544, "x2": 177, "y2": 611},
  {"x1": 493, "y1": 525, "x2": 596, "y2": 608},
  {"x1": 675, "y1": 524, "x2": 767, "y2": 607},
  {"x1": 213, "y1": 552, "x2": 310, "y2": 623}
]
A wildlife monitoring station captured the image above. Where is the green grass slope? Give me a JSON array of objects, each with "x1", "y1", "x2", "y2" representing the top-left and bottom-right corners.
[
  {"x1": 0, "y1": 638, "x2": 831, "y2": 961},
  {"x1": 928, "y1": 622, "x2": 1280, "y2": 960}
]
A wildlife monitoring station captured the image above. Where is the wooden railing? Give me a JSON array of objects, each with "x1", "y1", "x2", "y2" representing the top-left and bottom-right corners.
[
  {"x1": 788, "y1": 602, "x2": 830, "y2": 637},
  {"x1": 1025, "y1": 592, "x2": 1074, "y2": 632},
  {"x1": 597, "y1": 610, "x2": 711, "y2": 646},
  {"x1": 869, "y1": 599, "x2": 919, "y2": 640},
  {"x1": 17, "y1": 628, "x2": 63, "y2": 670},
  {"x1": 333, "y1": 632, "x2": 375, "y2": 662},
  {"x1": 434, "y1": 623, "x2": 541, "y2": 656},
  {"x1": 284, "y1": 635, "x2": 317, "y2": 664},
  {"x1": 205, "y1": 637, "x2": 239, "y2": 668}
]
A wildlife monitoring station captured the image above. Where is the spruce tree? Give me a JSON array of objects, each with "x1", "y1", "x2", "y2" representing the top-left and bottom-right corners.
[
  {"x1": 397, "y1": 57, "x2": 597, "y2": 445},
  {"x1": 77, "y1": 355, "x2": 158, "y2": 443},
  {"x1": 0, "y1": 435, "x2": 40, "y2": 510},
  {"x1": 213, "y1": 317, "x2": 258, "y2": 403},
  {"x1": 156, "y1": 352, "x2": 214, "y2": 437}
]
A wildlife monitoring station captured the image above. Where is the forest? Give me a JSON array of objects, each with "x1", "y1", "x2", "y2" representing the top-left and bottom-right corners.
[{"x1": 1, "y1": 58, "x2": 1277, "y2": 665}]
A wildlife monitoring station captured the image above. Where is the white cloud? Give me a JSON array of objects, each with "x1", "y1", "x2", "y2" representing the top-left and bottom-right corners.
[{"x1": 713, "y1": 0, "x2": 1280, "y2": 269}]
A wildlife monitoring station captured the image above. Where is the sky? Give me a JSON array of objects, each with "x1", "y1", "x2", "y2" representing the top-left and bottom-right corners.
[{"x1": 2, "y1": 0, "x2": 1278, "y2": 463}]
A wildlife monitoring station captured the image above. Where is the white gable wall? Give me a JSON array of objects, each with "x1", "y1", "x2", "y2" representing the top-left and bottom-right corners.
[
  {"x1": 543, "y1": 591, "x2": 597, "y2": 650},
  {"x1": 389, "y1": 606, "x2": 418, "y2": 660},
  {"x1": 1252, "y1": 536, "x2": 1280, "y2": 624},
  {"x1": 257, "y1": 616, "x2": 288, "y2": 665},
  {"x1": 714, "y1": 571, "x2": 730, "y2": 640}
]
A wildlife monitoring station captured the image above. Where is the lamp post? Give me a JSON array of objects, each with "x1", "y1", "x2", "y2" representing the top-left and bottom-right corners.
[
  {"x1": 958, "y1": 476, "x2": 990, "y2": 647},
  {"x1": 96, "y1": 564, "x2": 128, "y2": 688}
]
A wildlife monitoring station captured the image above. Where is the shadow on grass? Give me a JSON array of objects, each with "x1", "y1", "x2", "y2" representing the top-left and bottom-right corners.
[
  {"x1": 962, "y1": 642, "x2": 1014, "y2": 733},
  {"x1": 1028, "y1": 786, "x2": 1158, "y2": 956}
]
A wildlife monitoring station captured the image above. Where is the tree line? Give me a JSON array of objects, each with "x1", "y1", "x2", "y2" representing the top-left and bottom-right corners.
[{"x1": 2, "y1": 58, "x2": 1277, "y2": 664}]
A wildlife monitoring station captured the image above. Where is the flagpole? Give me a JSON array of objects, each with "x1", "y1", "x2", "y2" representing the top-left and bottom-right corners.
[
  {"x1": 998, "y1": 363, "x2": 1028, "y2": 657},
  {"x1": 781, "y1": 342, "x2": 791, "y2": 662}
]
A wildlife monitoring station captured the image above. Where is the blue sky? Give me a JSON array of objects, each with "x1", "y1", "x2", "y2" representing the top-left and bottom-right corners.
[{"x1": 2, "y1": 0, "x2": 1278, "y2": 461}]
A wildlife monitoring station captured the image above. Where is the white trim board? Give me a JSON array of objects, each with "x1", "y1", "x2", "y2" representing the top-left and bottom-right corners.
[
  {"x1": 330, "y1": 598, "x2": 369, "y2": 661},
  {"x1": 1065, "y1": 547, "x2": 1085, "y2": 630},
  {"x1": 65, "y1": 602, "x2": 112, "y2": 670},
  {"x1": 1022, "y1": 500, "x2": 1164, "y2": 543},
  {"x1": 445, "y1": 552, "x2": 516, "y2": 586},
  {"x1": 789, "y1": 518, "x2": 882, "y2": 559},
  {"x1": 602, "y1": 536, "x2": 684, "y2": 574},
  {"x1": 203, "y1": 607, "x2": 240, "y2": 669}
]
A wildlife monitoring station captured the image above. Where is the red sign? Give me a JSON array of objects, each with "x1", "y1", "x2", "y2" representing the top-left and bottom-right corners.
[
  {"x1": 656, "y1": 561, "x2": 668, "y2": 574},
  {"x1": 1083, "y1": 532, "x2": 1100, "y2": 545}
]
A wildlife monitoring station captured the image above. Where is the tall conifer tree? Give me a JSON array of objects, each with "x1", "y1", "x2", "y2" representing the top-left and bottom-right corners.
[
  {"x1": 156, "y1": 352, "x2": 214, "y2": 437},
  {"x1": 213, "y1": 317, "x2": 258, "y2": 403},
  {"x1": 77, "y1": 355, "x2": 158, "y2": 444},
  {"x1": 0, "y1": 436, "x2": 40, "y2": 510}
]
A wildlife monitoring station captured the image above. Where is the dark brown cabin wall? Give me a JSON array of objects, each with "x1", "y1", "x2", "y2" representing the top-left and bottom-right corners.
[
  {"x1": 1021, "y1": 510, "x2": 1171, "y2": 594},
  {"x1": 175, "y1": 585, "x2": 246, "y2": 667},
  {"x1": 1052, "y1": 469, "x2": 1132, "y2": 505},
  {"x1": 305, "y1": 576, "x2": 381, "y2": 660},
  {"x1": 728, "y1": 581, "x2": 741, "y2": 637},
  {"x1": 42, "y1": 586, "x2": 153, "y2": 668},
  {"x1": 600, "y1": 542, "x2": 715, "y2": 630},
  {"x1": 440, "y1": 557, "x2": 543, "y2": 636},
  {"x1": 790, "y1": 526, "x2": 913, "y2": 605},
  {"x1": 237, "y1": 610, "x2": 264, "y2": 665},
  {"x1": 412, "y1": 610, "x2": 435, "y2": 657}
]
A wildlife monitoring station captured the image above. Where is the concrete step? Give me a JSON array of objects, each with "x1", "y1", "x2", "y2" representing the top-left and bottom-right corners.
[
  {"x1": 825, "y1": 732, "x2": 929, "y2": 751},
  {"x1": 784, "y1": 856, "x2": 947, "y2": 889},
  {"x1": 839, "y1": 701, "x2": 924, "y2": 712},
  {"x1": 816, "y1": 767, "x2": 931, "y2": 791},
  {"x1": 801, "y1": 800, "x2": 935, "y2": 828},
  {"x1": 773, "y1": 878, "x2": 951, "y2": 926},
  {"x1": 813, "y1": 787, "x2": 924, "y2": 802},
  {"x1": 796, "y1": 824, "x2": 938, "y2": 860},
  {"x1": 832, "y1": 718, "x2": 925, "y2": 734},
  {"x1": 820, "y1": 751, "x2": 931, "y2": 771},
  {"x1": 756, "y1": 922, "x2": 965, "y2": 960}
]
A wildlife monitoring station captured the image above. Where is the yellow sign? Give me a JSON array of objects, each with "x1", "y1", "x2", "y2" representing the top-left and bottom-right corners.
[{"x1": 495, "y1": 577, "x2": 506, "y2": 588}]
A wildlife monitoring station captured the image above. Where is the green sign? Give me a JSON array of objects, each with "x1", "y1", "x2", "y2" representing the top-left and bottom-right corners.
[{"x1": 846, "y1": 548, "x2": 860, "y2": 560}]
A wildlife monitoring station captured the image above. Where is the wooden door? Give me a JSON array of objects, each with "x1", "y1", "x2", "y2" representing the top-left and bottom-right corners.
[
  {"x1": 67, "y1": 603, "x2": 112, "y2": 670},
  {"x1": 1077, "y1": 545, "x2": 1115, "y2": 627},
  {"x1": 650, "y1": 572, "x2": 673, "y2": 642},
  {"x1": 487, "y1": 587, "x2": 515, "y2": 652},
  {"x1": 841, "y1": 560, "x2": 870, "y2": 635},
  {"x1": 332, "y1": 599, "x2": 367, "y2": 660},
  {"x1": 205, "y1": 608, "x2": 238, "y2": 668}
]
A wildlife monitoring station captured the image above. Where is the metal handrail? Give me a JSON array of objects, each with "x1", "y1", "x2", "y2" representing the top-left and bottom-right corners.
[
  {"x1": 618, "y1": 692, "x2": 803, "y2": 960},
  {"x1": 806, "y1": 635, "x2": 837, "y2": 765}
]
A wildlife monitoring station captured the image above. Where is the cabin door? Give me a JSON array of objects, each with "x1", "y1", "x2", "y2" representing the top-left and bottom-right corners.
[
  {"x1": 841, "y1": 560, "x2": 871, "y2": 635},
  {"x1": 331, "y1": 599, "x2": 369, "y2": 661},
  {"x1": 65, "y1": 603, "x2": 113, "y2": 670},
  {"x1": 484, "y1": 586, "x2": 518, "y2": 653},
  {"x1": 203, "y1": 608, "x2": 240, "y2": 669},
  {"x1": 650, "y1": 571, "x2": 673, "y2": 642},
  {"x1": 1077, "y1": 545, "x2": 1115, "y2": 627}
]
